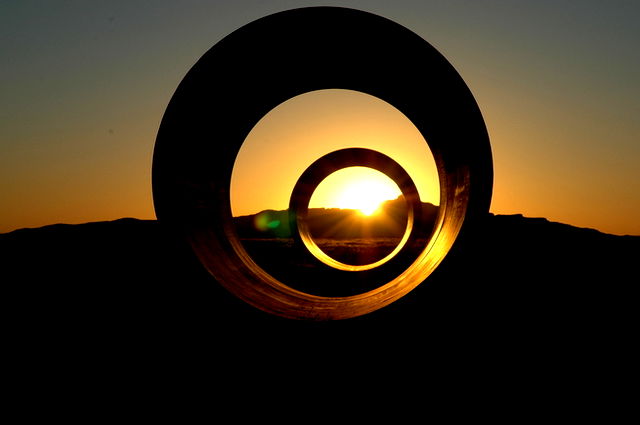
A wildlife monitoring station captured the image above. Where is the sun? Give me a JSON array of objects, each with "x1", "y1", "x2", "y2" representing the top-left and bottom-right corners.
[
  {"x1": 309, "y1": 167, "x2": 402, "y2": 215},
  {"x1": 333, "y1": 180, "x2": 398, "y2": 215}
]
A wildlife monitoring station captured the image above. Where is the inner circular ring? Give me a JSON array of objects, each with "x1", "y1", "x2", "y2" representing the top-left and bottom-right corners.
[{"x1": 289, "y1": 148, "x2": 422, "y2": 272}]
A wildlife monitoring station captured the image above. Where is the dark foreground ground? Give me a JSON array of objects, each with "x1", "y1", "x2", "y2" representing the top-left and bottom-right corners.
[{"x1": 2, "y1": 214, "x2": 638, "y2": 404}]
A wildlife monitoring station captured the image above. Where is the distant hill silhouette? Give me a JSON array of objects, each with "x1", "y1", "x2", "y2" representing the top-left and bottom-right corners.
[
  {"x1": 233, "y1": 197, "x2": 438, "y2": 239},
  {"x1": 2, "y1": 214, "x2": 638, "y2": 385},
  {"x1": 232, "y1": 198, "x2": 438, "y2": 268}
]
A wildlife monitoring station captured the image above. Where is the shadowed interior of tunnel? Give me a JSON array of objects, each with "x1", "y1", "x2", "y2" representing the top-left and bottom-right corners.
[{"x1": 152, "y1": 7, "x2": 493, "y2": 319}]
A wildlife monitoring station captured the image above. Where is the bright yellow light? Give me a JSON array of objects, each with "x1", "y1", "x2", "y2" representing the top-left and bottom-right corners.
[
  {"x1": 310, "y1": 167, "x2": 402, "y2": 216},
  {"x1": 334, "y1": 180, "x2": 396, "y2": 215}
]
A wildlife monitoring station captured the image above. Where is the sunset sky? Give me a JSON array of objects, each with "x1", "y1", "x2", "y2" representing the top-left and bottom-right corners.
[
  {"x1": 2, "y1": 1, "x2": 638, "y2": 235},
  {"x1": 230, "y1": 89, "x2": 440, "y2": 216}
]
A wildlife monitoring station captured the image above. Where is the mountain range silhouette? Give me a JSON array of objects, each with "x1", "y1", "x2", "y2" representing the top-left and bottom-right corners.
[
  {"x1": 234, "y1": 196, "x2": 437, "y2": 239},
  {"x1": 2, "y1": 211, "x2": 637, "y2": 386}
]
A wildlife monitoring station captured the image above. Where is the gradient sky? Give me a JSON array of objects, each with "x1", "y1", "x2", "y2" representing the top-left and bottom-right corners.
[
  {"x1": 1, "y1": 0, "x2": 638, "y2": 235},
  {"x1": 230, "y1": 89, "x2": 440, "y2": 216}
]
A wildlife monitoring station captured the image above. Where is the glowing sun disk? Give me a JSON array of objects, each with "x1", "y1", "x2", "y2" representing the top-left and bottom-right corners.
[
  {"x1": 335, "y1": 181, "x2": 397, "y2": 215},
  {"x1": 310, "y1": 167, "x2": 402, "y2": 216}
]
